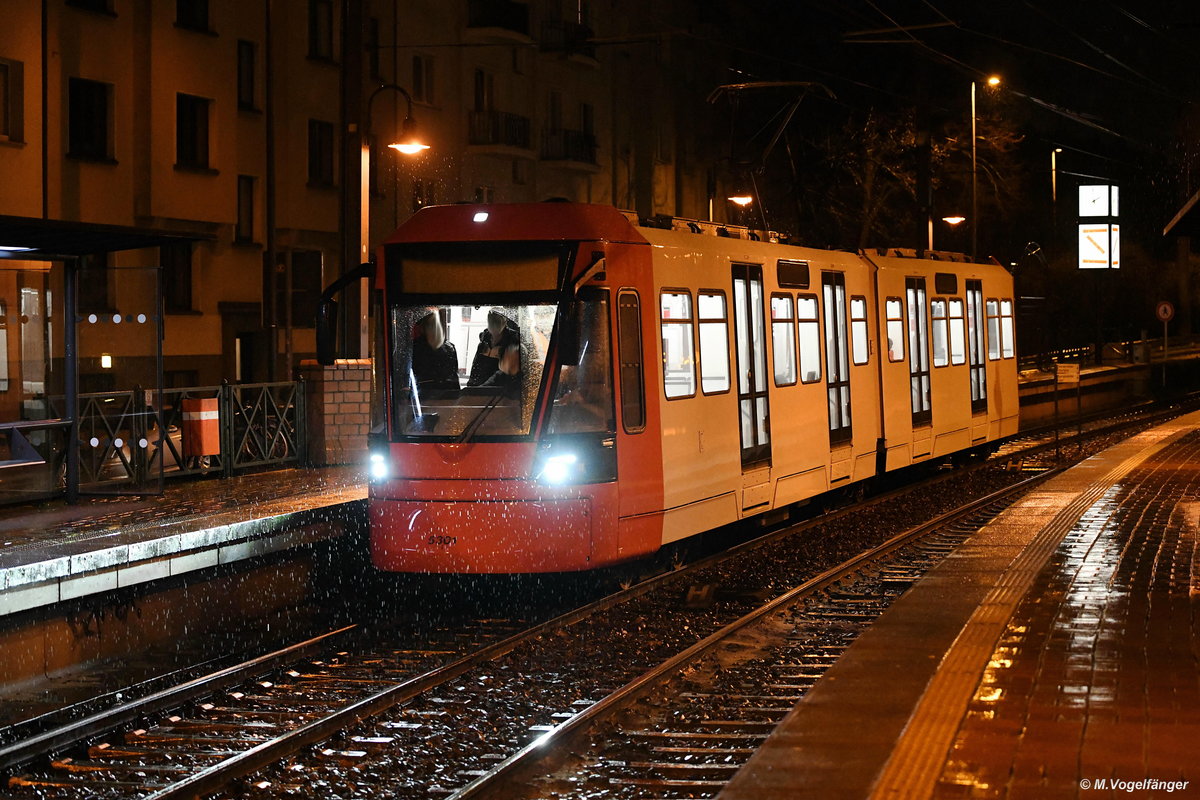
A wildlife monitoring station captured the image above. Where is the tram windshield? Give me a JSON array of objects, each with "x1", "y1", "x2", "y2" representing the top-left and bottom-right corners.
[
  {"x1": 390, "y1": 295, "x2": 615, "y2": 441},
  {"x1": 392, "y1": 302, "x2": 551, "y2": 439}
]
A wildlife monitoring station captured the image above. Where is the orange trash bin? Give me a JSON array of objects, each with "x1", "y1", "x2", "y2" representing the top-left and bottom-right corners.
[{"x1": 181, "y1": 397, "x2": 221, "y2": 457}]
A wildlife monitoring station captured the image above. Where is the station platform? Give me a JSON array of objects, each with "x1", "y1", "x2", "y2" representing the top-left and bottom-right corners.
[
  {"x1": 0, "y1": 466, "x2": 366, "y2": 618},
  {"x1": 721, "y1": 410, "x2": 1200, "y2": 800}
]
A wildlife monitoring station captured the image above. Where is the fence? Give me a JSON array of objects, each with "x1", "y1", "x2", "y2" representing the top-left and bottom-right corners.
[{"x1": 73, "y1": 380, "x2": 305, "y2": 489}]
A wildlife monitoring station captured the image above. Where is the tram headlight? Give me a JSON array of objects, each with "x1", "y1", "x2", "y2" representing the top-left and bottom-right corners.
[
  {"x1": 369, "y1": 452, "x2": 390, "y2": 481},
  {"x1": 538, "y1": 452, "x2": 579, "y2": 485}
]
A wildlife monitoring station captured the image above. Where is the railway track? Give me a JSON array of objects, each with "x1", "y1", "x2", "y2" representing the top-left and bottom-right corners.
[{"x1": 1, "y1": 401, "x2": 1187, "y2": 799}]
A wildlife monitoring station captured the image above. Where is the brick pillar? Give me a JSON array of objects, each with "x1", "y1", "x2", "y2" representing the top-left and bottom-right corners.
[{"x1": 298, "y1": 358, "x2": 373, "y2": 465}]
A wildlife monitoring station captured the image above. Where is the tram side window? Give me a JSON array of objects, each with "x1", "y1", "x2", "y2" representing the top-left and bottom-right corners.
[
  {"x1": 771, "y1": 294, "x2": 797, "y2": 386},
  {"x1": 986, "y1": 299, "x2": 1001, "y2": 360},
  {"x1": 1000, "y1": 299, "x2": 1015, "y2": 358},
  {"x1": 660, "y1": 290, "x2": 696, "y2": 399},
  {"x1": 797, "y1": 294, "x2": 821, "y2": 383},
  {"x1": 949, "y1": 298, "x2": 966, "y2": 366},
  {"x1": 931, "y1": 299, "x2": 949, "y2": 367},
  {"x1": 617, "y1": 291, "x2": 645, "y2": 431},
  {"x1": 697, "y1": 291, "x2": 730, "y2": 393},
  {"x1": 885, "y1": 297, "x2": 904, "y2": 362},
  {"x1": 850, "y1": 296, "x2": 869, "y2": 365}
]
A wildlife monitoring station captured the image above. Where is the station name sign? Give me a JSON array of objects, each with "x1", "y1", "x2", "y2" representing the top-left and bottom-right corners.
[{"x1": 1078, "y1": 184, "x2": 1119, "y2": 270}]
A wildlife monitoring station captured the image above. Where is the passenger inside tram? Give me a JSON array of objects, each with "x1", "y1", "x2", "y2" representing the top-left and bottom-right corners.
[
  {"x1": 467, "y1": 308, "x2": 521, "y2": 391},
  {"x1": 410, "y1": 309, "x2": 460, "y2": 393}
]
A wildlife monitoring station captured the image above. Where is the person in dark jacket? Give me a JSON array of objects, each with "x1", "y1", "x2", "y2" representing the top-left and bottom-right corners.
[
  {"x1": 467, "y1": 308, "x2": 520, "y2": 388},
  {"x1": 411, "y1": 309, "x2": 460, "y2": 392}
]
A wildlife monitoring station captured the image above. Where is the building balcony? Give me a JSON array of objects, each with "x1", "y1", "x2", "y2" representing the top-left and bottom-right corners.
[
  {"x1": 468, "y1": 110, "x2": 533, "y2": 155},
  {"x1": 541, "y1": 128, "x2": 599, "y2": 171},
  {"x1": 540, "y1": 20, "x2": 597, "y2": 63},
  {"x1": 465, "y1": 0, "x2": 532, "y2": 44}
]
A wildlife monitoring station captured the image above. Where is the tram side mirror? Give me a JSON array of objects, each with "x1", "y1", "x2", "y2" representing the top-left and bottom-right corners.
[
  {"x1": 316, "y1": 298, "x2": 338, "y2": 365},
  {"x1": 558, "y1": 302, "x2": 582, "y2": 366}
]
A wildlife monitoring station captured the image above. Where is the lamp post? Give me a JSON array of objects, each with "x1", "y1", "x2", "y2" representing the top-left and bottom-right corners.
[
  {"x1": 971, "y1": 75, "x2": 1000, "y2": 261},
  {"x1": 355, "y1": 83, "x2": 429, "y2": 356}
]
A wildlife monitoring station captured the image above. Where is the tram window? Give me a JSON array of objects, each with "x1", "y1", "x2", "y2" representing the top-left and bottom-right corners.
[
  {"x1": 850, "y1": 296, "x2": 869, "y2": 365},
  {"x1": 931, "y1": 299, "x2": 949, "y2": 367},
  {"x1": 949, "y1": 298, "x2": 966, "y2": 366},
  {"x1": 697, "y1": 291, "x2": 730, "y2": 394},
  {"x1": 797, "y1": 294, "x2": 821, "y2": 383},
  {"x1": 885, "y1": 297, "x2": 904, "y2": 362},
  {"x1": 986, "y1": 299, "x2": 1001, "y2": 360},
  {"x1": 771, "y1": 294, "x2": 797, "y2": 386},
  {"x1": 1000, "y1": 299, "x2": 1015, "y2": 358},
  {"x1": 618, "y1": 290, "x2": 645, "y2": 431},
  {"x1": 660, "y1": 290, "x2": 696, "y2": 399}
]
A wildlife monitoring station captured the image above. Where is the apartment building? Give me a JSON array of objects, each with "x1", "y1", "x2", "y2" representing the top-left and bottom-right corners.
[{"x1": 0, "y1": 0, "x2": 730, "y2": 498}]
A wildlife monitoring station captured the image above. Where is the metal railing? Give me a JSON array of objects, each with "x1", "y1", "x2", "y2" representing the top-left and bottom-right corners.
[
  {"x1": 541, "y1": 128, "x2": 598, "y2": 164},
  {"x1": 69, "y1": 380, "x2": 305, "y2": 489},
  {"x1": 468, "y1": 109, "x2": 532, "y2": 149}
]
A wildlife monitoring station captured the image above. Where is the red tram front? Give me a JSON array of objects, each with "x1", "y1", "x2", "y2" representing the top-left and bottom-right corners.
[{"x1": 368, "y1": 203, "x2": 660, "y2": 573}]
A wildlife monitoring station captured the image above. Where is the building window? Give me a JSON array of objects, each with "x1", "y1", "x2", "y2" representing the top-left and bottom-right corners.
[
  {"x1": 307, "y1": 119, "x2": 335, "y2": 187},
  {"x1": 237, "y1": 40, "x2": 257, "y2": 110},
  {"x1": 0, "y1": 59, "x2": 22, "y2": 142},
  {"x1": 67, "y1": 0, "x2": 113, "y2": 14},
  {"x1": 512, "y1": 159, "x2": 529, "y2": 185},
  {"x1": 176, "y1": 93, "x2": 211, "y2": 169},
  {"x1": 68, "y1": 78, "x2": 111, "y2": 160},
  {"x1": 78, "y1": 253, "x2": 111, "y2": 312},
  {"x1": 412, "y1": 54, "x2": 434, "y2": 104},
  {"x1": 236, "y1": 175, "x2": 255, "y2": 243},
  {"x1": 161, "y1": 243, "x2": 193, "y2": 313},
  {"x1": 176, "y1": 0, "x2": 210, "y2": 31},
  {"x1": 367, "y1": 18, "x2": 381, "y2": 80},
  {"x1": 308, "y1": 0, "x2": 333, "y2": 60},
  {"x1": 412, "y1": 179, "x2": 434, "y2": 211},
  {"x1": 548, "y1": 90, "x2": 563, "y2": 132},
  {"x1": 580, "y1": 102, "x2": 594, "y2": 137},
  {"x1": 473, "y1": 68, "x2": 494, "y2": 112},
  {"x1": 473, "y1": 186, "x2": 495, "y2": 204},
  {"x1": 280, "y1": 250, "x2": 322, "y2": 329}
]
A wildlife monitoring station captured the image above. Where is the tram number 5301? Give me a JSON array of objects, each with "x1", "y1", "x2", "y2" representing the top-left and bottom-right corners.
[{"x1": 427, "y1": 534, "x2": 458, "y2": 547}]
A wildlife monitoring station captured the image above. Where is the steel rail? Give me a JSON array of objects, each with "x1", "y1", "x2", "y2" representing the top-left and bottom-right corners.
[
  {"x1": 447, "y1": 467, "x2": 1062, "y2": 799},
  {"x1": 0, "y1": 625, "x2": 357, "y2": 772}
]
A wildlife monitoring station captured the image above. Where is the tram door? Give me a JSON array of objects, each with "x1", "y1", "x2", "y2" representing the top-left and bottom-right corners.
[{"x1": 731, "y1": 264, "x2": 771, "y2": 502}]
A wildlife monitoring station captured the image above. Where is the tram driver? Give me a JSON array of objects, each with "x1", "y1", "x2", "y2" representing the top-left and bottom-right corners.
[{"x1": 467, "y1": 308, "x2": 521, "y2": 390}]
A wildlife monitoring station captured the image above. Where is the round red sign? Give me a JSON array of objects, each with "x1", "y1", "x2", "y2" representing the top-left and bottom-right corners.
[{"x1": 1156, "y1": 301, "x2": 1174, "y2": 323}]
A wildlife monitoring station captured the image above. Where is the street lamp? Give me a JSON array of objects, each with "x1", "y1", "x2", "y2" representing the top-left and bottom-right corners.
[
  {"x1": 971, "y1": 74, "x2": 1000, "y2": 261},
  {"x1": 355, "y1": 83, "x2": 429, "y2": 355}
]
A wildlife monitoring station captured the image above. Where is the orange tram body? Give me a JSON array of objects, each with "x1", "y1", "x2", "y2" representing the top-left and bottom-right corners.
[{"x1": 365, "y1": 202, "x2": 1019, "y2": 574}]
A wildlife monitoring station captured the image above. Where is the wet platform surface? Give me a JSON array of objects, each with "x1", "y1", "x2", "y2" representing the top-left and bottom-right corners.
[
  {"x1": 721, "y1": 410, "x2": 1200, "y2": 800},
  {"x1": 0, "y1": 466, "x2": 366, "y2": 616}
]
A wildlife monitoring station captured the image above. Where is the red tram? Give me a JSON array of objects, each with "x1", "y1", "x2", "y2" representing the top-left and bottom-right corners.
[{"x1": 323, "y1": 202, "x2": 1019, "y2": 574}]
